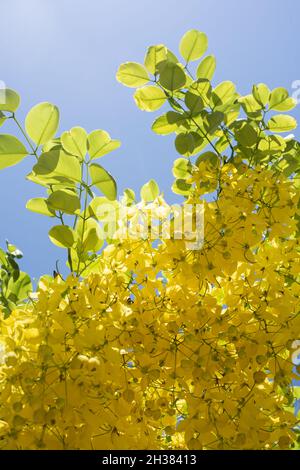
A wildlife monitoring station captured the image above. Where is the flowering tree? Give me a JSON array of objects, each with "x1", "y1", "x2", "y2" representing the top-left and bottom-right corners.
[{"x1": 0, "y1": 30, "x2": 299, "y2": 450}]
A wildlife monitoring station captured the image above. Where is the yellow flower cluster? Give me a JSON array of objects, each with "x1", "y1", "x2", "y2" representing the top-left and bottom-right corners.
[{"x1": 0, "y1": 162, "x2": 299, "y2": 450}]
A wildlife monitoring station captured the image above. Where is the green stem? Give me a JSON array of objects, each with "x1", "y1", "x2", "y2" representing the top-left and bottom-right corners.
[
  {"x1": 158, "y1": 83, "x2": 222, "y2": 156},
  {"x1": 58, "y1": 212, "x2": 74, "y2": 274},
  {"x1": 67, "y1": 250, "x2": 74, "y2": 275},
  {"x1": 165, "y1": 68, "x2": 235, "y2": 158},
  {"x1": 190, "y1": 114, "x2": 221, "y2": 156},
  {"x1": 73, "y1": 161, "x2": 85, "y2": 230},
  {"x1": 12, "y1": 114, "x2": 39, "y2": 160},
  {"x1": 76, "y1": 161, "x2": 89, "y2": 276}
]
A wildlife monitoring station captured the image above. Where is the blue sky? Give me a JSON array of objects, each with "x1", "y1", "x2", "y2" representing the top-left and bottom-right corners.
[{"x1": 0, "y1": 0, "x2": 299, "y2": 279}]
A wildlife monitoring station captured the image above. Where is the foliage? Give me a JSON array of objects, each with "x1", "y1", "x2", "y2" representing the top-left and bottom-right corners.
[
  {"x1": 0, "y1": 29, "x2": 299, "y2": 450},
  {"x1": 0, "y1": 92, "x2": 120, "y2": 277},
  {"x1": 0, "y1": 242, "x2": 32, "y2": 318}
]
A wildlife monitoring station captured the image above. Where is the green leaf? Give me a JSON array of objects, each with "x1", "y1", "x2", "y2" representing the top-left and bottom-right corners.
[
  {"x1": 26, "y1": 197, "x2": 55, "y2": 217},
  {"x1": 189, "y1": 79, "x2": 211, "y2": 100},
  {"x1": 179, "y1": 30, "x2": 208, "y2": 63},
  {"x1": 88, "y1": 197, "x2": 119, "y2": 220},
  {"x1": 172, "y1": 179, "x2": 192, "y2": 195},
  {"x1": 61, "y1": 126, "x2": 87, "y2": 159},
  {"x1": 0, "y1": 111, "x2": 6, "y2": 127},
  {"x1": 212, "y1": 81, "x2": 236, "y2": 106},
  {"x1": 196, "y1": 55, "x2": 216, "y2": 80},
  {"x1": 167, "y1": 96, "x2": 185, "y2": 112},
  {"x1": 173, "y1": 158, "x2": 191, "y2": 179},
  {"x1": 206, "y1": 111, "x2": 224, "y2": 134},
  {"x1": 235, "y1": 123, "x2": 258, "y2": 147},
  {"x1": 47, "y1": 189, "x2": 81, "y2": 215},
  {"x1": 185, "y1": 91, "x2": 204, "y2": 114},
  {"x1": 43, "y1": 138, "x2": 62, "y2": 152},
  {"x1": 78, "y1": 218, "x2": 103, "y2": 252},
  {"x1": 224, "y1": 104, "x2": 240, "y2": 126},
  {"x1": 116, "y1": 62, "x2": 150, "y2": 88},
  {"x1": 122, "y1": 188, "x2": 136, "y2": 206},
  {"x1": 134, "y1": 86, "x2": 166, "y2": 111},
  {"x1": 238, "y1": 94, "x2": 262, "y2": 116},
  {"x1": 49, "y1": 225, "x2": 75, "y2": 248},
  {"x1": 88, "y1": 130, "x2": 121, "y2": 159},
  {"x1": 82, "y1": 227, "x2": 101, "y2": 252},
  {"x1": 144, "y1": 44, "x2": 167, "y2": 74},
  {"x1": 0, "y1": 134, "x2": 28, "y2": 170},
  {"x1": 0, "y1": 88, "x2": 20, "y2": 113},
  {"x1": 7, "y1": 271, "x2": 32, "y2": 302},
  {"x1": 277, "y1": 154, "x2": 300, "y2": 176},
  {"x1": 158, "y1": 61, "x2": 186, "y2": 91},
  {"x1": 196, "y1": 151, "x2": 219, "y2": 167},
  {"x1": 214, "y1": 135, "x2": 229, "y2": 153},
  {"x1": 25, "y1": 102, "x2": 59, "y2": 146},
  {"x1": 0, "y1": 247, "x2": 6, "y2": 265},
  {"x1": 274, "y1": 97, "x2": 297, "y2": 112},
  {"x1": 267, "y1": 115, "x2": 297, "y2": 133},
  {"x1": 151, "y1": 111, "x2": 186, "y2": 135},
  {"x1": 6, "y1": 242, "x2": 22, "y2": 258},
  {"x1": 269, "y1": 87, "x2": 290, "y2": 110},
  {"x1": 140, "y1": 179, "x2": 159, "y2": 202},
  {"x1": 166, "y1": 49, "x2": 179, "y2": 63},
  {"x1": 257, "y1": 135, "x2": 286, "y2": 156},
  {"x1": 175, "y1": 132, "x2": 203, "y2": 156},
  {"x1": 175, "y1": 133, "x2": 195, "y2": 156},
  {"x1": 273, "y1": 98, "x2": 297, "y2": 112},
  {"x1": 32, "y1": 149, "x2": 81, "y2": 182},
  {"x1": 89, "y1": 163, "x2": 117, "y2": 200},
  {"x1": 27, "y1": 172, "x2": 76, "y2": 188},
  {"x1": 252, "y1": 83, "x2": 270, "y2": 107}
]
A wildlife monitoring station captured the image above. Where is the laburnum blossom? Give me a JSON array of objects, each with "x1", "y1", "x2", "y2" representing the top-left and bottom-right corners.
[{"x1": 0, "y1": 161, "x2": 299, "y2": 450}]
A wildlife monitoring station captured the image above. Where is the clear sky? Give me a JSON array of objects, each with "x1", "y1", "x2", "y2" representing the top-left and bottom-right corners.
[{"x1": 0, "y1": 0, "x2": 299, "y2": 279}]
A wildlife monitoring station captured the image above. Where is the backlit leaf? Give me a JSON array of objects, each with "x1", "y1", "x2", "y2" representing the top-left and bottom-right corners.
[
  {"x1": 0, "y1": 134, "x2": 28, "y2": 170},
  {"x1": 144, "y1": 45, "x2": 167, "y2": 74},
  {"x1": 32, "y1": 149, "x2": 81, "y2": 182},
  {"x1": 252, "y1": 83, "x2": 270, "y2": 107},
  {"x1": 134, "y1": 86, "x2": 166, "y2": 111},
  {"x1": 88, "y1": 130, "x2": 121, "y2": 159},
  {"x1": 7, "y1": 272, "x2": 32, "y2": 302},
  {"x1": 238, "y1": 94, "x2": 262, "y2": 116},
  {"x1": 140, "y1": 179, "x2": 159, "y2": 202},
  {"x1": 172, "y1": 178, "x2": 192, "y2": 195},
  {"x1": 116, "y1": 62, "x2": 150, "y2": 88},
  {"x1": 89, "y1": 163, "x2": 117, "y2": 200},
  {"x1": 0, "y1": 88, "x2": 20, "y2": 113},
  {"x1": 269, "y1": 87, "x2": 289, "y2": 110},
  {"x1": 212, "y1": 81, "x2": 236, "y2": 106},
  {"x1": 26, "y1": 198, "x2": 55, "y2": 217},
  {"x1": 49, "y1": 225, "x2": 75, "y2": 248},
  {"x1": 25, "y1": 102, "x2": 59, "y2": 146},
  {"x1": 61, "y1": 127, "x2": 87, "y2": 159},
  {"x1": 196, "y1": 55, "x2": 216, "y2": 80},
  {"x1": 179, "y1": 30, "x2": 208, "y2": 62},
  {"x1": 158, "y1": 61, "x2": 186, "y2": 91},
  {"x1": 47, "y1": 189, "x2": 81, "y2": 215},
  {"x1": 151, "y1": 112, "x2": 186, "y2": 135},
  {"x1": 267, "y1": 115, "x2": 297, "y2": 133},
  {"x1": 173, "y1": 158, "x2": 192, "y2": 179}
]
